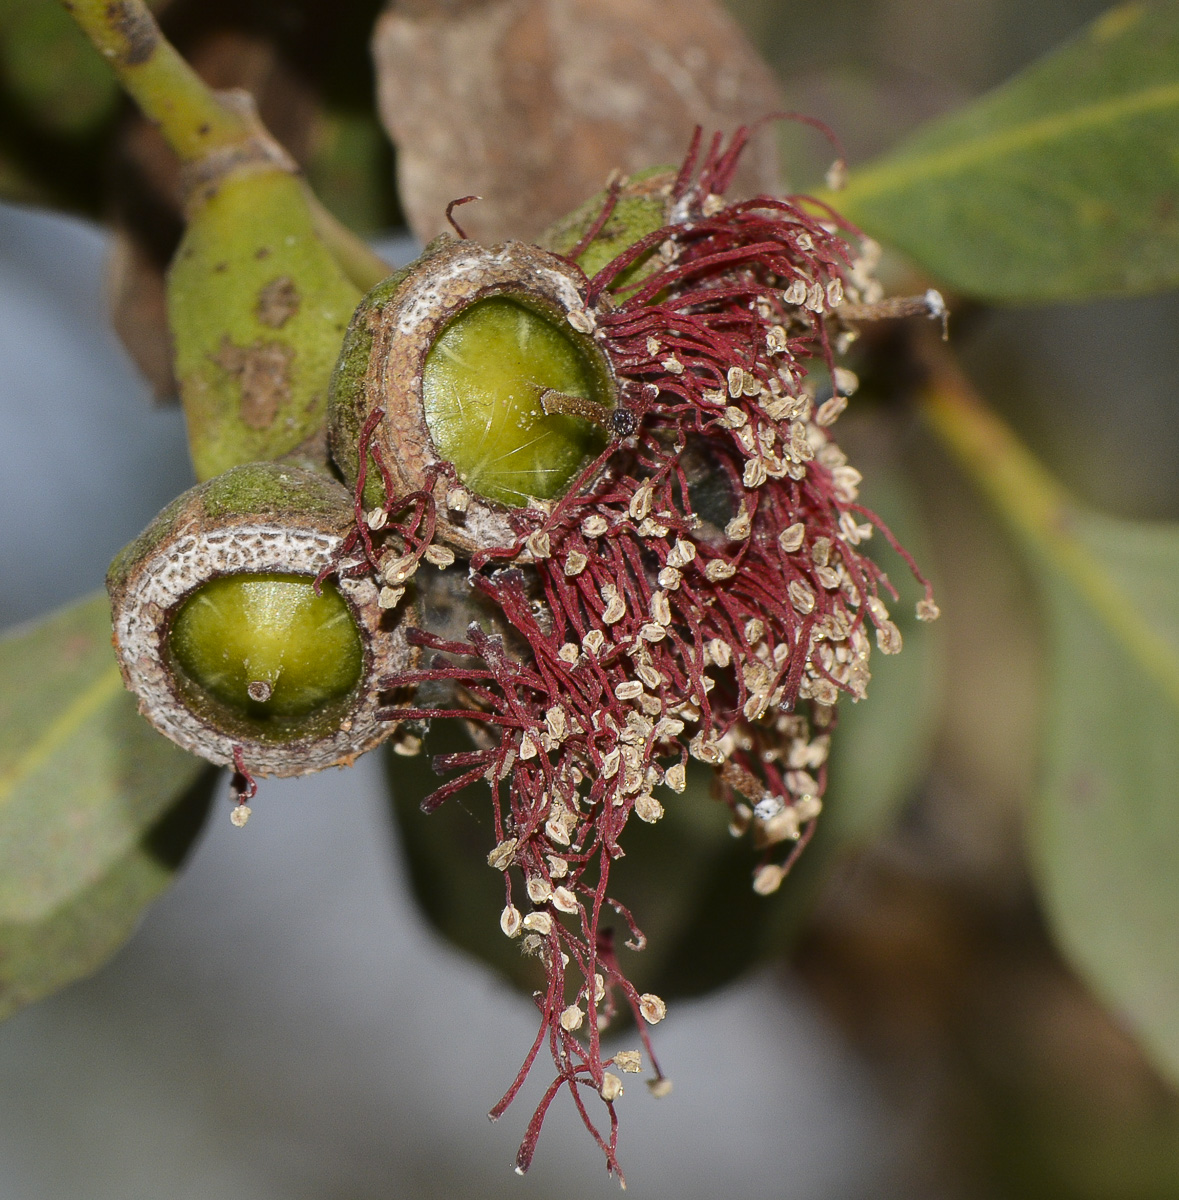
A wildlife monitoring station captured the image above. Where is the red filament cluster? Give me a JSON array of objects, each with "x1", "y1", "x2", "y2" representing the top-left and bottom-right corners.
[{"x1": 331, "y1": 128, "x2": 936, "y2": 1183}]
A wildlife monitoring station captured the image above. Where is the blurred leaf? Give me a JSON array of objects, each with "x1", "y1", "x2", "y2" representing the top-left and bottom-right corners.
[
  {"x1": 0, "y1": 0, "x2": 119, "y2": 135},
  {"x1": 385, "y1": 439, "x2": 942, "y2": 1000},
  {"x1": 0, "y1": 0, "x2": 120, "y2": 212},
  {"x1": 1034, "y1": 513, "x2": 1179, "y2": 1089},
  {"x1": 0, "y1": 593, "x2": 216, "y2": 1021},
  {"x1": 924, "y1": 359, "x2": 1179, "y2": 1090},
  {"x1": 834, "y1": 2, "x2": 1179, "y2": 303},
  {"x1": 372, "y1": 0, "x2": 784, "y2": 244}
]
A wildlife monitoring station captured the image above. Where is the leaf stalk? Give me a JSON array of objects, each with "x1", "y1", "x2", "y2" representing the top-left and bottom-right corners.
[{"x1": 919, "y1": 340, "x2": 1179, "y2": 708}]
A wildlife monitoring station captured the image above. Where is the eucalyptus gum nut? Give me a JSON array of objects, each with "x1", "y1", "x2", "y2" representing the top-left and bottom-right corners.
[
  {"x1": 327, "y1": 246, "x2": 441, "y2": 515},
  {"x1": 328, "y1": 238, "x2": 617, "y2": 553},
  {"x1": 107, "y1": 462, "x2": 418, "y2": 777},
  {"x1": 168, "y1": 166, "x2": 363, "y2": 481},
  {"x1": 539, "y1": 167, "x2": 675, "y2": 287}
]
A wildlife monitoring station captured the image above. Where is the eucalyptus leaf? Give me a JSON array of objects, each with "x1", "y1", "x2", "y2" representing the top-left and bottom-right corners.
[
  {"x1": 1031, "y1": 511, "x2": 1179, "y2": 1088},
  {"x1": 835, "y1": 2, "x2": 1179, "y2": 303},
  {"x1": 924, "y1": 368, "x2": 1179, "y2": 1089},
  {"x1": 0, "y1": 592, "x2": 216, "y2": 1021}
]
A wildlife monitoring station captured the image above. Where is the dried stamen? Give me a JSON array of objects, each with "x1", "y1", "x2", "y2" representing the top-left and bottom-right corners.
[{"x1": 339, "y1": 123, "x2": 938, "y2": 1181}]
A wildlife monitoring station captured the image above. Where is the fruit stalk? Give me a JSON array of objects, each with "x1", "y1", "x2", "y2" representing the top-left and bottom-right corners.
[
  {"x1": 60, "y1": 0, "x2": 393, "y2": 478},
  {"x1": 59, "y1": 0, "x2": 244, "y2": 161},
  {"x1": 58, "y1": 0, "x2": 389, "y2": 282}
]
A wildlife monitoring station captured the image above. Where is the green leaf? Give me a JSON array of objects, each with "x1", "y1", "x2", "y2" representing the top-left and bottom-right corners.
[
  {"x1": 1033, "y1": 512, "x2": 1179, "y2": 1088},
  {"x1": 924, "y1": 367, "x2": 1179, "y2": 1089},
  {"x1": 0, "y1": 592, "x2": 216, "y2": 1021},
  {"x1": 833, "y1": 2, "x2": 1179, "y2": 303}
]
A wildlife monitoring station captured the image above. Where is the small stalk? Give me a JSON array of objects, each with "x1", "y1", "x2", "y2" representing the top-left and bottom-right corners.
[
  {"x1": 538, "y1": 387, "x2": 612, "y2": 429},
  {"x1": 919, "y1": 340, "x2": 1179, "y2": 708},
  {"x1": 60, "y1": 0, "x2": 251, "y2": 163}
]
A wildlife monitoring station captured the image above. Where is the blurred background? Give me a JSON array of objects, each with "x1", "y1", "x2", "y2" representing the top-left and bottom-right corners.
[{"x1": 4, "y1": 0, "x2": 1179, "y2": 1196}]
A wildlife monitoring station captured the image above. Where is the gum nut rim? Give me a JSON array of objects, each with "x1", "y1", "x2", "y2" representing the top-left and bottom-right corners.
[
  {"x1": 110, "y1": 518, "x2": 417, "y2": 777},
  {"x1": 343, "y1": 239, "x2": 617, "y2": 555}
]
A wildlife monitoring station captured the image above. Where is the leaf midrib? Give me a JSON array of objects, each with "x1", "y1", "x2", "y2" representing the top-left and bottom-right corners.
[
  {"x1": 841, "y1": 80, "x2": 1179, "y2": 205},
  {"x1": 0, "y1": 665, "x2": 123, "y2": 813},
  {"x1": 922, "y1": 364, "x2": 1179, "y2": 712}
]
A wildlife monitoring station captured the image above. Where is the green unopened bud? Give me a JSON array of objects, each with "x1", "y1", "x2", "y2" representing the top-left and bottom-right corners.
[
  {"x1": 169, "y1": 164, "x2": 363, "y2": 480},
  {"x1": 108, "y1": 462, "x2": 418, "y2": 776},
  {"x1": 540, "y1": 167, "x2": 674, "y2": 286},
  {"x1": 329, "y1": 239, "x2": 617, "y2": 552}
]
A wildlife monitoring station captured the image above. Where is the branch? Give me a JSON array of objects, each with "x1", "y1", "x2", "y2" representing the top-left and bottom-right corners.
[{"x1": 60, "y1": 0, "x2": 252, "y2": 163}]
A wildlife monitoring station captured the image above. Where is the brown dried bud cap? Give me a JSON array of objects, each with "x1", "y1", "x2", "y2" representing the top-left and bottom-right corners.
[
  {"x1": 328, "y1": 238, "x2": 617, "y2": 554},
  {"x1": 106, "y1": 462, "x2": 418, "y2": 776}
]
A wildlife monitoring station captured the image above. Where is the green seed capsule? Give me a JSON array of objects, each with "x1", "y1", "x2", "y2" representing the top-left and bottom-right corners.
[
  {"x1": 422, "y1": 296, "x2": 608, "y2": 506},
  {"x1": 107, "y1": 462, "x2": 419, "y2": 776},
  {"x1": 328, "y1": 239, "x2": 618, "y2": 553},
  {"x1": 168, "y1": 573, "x2": 363, "y2": 722}
]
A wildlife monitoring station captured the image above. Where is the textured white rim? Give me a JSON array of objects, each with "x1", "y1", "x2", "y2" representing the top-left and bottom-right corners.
[
  {"x1": 379, "y1": 241, "x2": 610, "y2": 553},
  {"x1": 112, "y1": 521, "x2": 413, "y2": 777}
]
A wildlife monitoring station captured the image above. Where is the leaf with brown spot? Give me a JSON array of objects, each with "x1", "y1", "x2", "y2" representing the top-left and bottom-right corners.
[{"x1": 373, "y1": 0, "x2": 785, "y2": 244}]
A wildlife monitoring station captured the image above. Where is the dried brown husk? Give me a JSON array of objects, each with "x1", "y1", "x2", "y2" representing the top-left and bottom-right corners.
[{"x1": 373, "y1": 0, "x2": 785, "y2": 244}]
